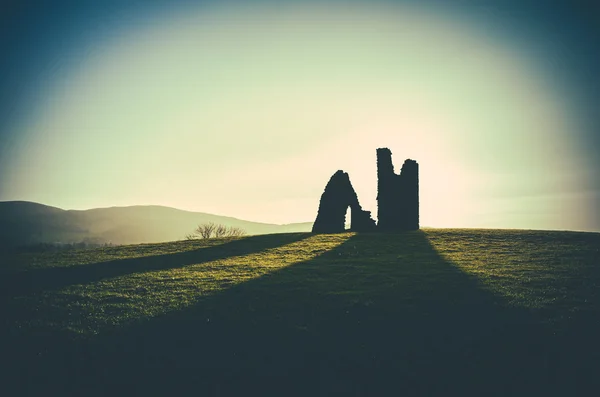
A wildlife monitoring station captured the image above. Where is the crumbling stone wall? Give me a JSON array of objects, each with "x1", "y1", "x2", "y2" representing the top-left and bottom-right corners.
[
  {"x1": 376, "y1": 148, "x2": 419, "y2": 231},
  {"x1": 312, "y1": 170, "x2": 376, "y2": 233}
]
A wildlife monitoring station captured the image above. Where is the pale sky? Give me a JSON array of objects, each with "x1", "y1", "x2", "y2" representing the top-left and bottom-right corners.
[{"x1": 1, "y1": 1, "x2": 598, "y2": 231}]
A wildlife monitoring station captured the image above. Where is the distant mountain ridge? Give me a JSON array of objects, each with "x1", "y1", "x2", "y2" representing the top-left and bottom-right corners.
[{"x1": 0, "y1": 201, "x2": 313, "y2": 247}]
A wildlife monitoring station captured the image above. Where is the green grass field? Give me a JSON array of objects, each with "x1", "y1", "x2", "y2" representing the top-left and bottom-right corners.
[{"x1": 2, "y1": 229, "x2": 599, "y2": 396}]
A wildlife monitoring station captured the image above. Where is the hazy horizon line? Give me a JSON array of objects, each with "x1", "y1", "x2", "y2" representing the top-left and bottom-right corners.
[{"x1": 1, "y1": 199, "x2": 598, "y2": 234}]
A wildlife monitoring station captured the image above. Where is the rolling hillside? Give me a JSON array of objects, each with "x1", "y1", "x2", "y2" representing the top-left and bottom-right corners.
[
  {"x1": 0, "y1": 201, "x2": 312, "y2": 247},
  {"x1": 2, "y1": 229, "x2": 599, "y2": 396}
]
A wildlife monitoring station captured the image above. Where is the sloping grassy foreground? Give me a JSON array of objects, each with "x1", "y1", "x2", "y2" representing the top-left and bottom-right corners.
[{"x1": 2, "y1": 229, "x2": 599, "y2": 396}]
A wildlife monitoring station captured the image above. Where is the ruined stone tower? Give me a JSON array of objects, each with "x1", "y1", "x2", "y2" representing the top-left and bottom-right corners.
[{"x1": 376, "y1": 148, "x2": 419, "y2": 231}]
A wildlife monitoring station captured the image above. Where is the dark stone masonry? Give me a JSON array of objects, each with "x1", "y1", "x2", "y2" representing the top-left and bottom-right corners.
[
  {"x1": 312, "y1": 148, "x2": 419, "y2": 233},
  {"x1": 312, "y1": 171, "x2": 377, "y2": 233},
  {"x1": 376, "y1": 148, "x2": 419, "y2": 231}
]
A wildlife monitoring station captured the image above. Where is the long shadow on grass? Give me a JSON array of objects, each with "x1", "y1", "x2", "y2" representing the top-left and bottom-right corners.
[
  {"x1": 0, "y1": 233, "x2": 311, "y2": 298},
  {"x1": 10, "y1": 232, "x2": 600, "y2": 396}
]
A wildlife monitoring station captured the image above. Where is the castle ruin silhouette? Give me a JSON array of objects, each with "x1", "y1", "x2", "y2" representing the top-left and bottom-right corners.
[{"x1": 312, "y1": 148, "x2": 419, "y2": 233}]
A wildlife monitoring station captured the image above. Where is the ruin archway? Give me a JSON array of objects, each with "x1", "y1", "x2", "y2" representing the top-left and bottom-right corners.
[{"x1": 312, "y1": 171, "x2": 376, "y2": 233}]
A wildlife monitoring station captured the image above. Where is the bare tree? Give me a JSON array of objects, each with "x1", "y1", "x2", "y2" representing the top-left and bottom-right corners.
[
  {"x1": 227, "y1": 227, "x2": 246, "y2": 237},
  {"x1": 214, "y1": 224, "x2": 228, "y2": 238},
  {"x1": 196, "y1": 222, "x2": 216, "y2": 239},
  {"x1": 186, "y1": 223, "x2": 246, "y2": 239}
]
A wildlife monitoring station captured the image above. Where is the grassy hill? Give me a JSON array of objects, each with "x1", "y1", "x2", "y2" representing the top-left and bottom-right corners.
[
  {"x1": 0, "y1": 201, "x2": 312, "y2": 247},
  {"x1": 2, "y1": 229, "x2": 599, "y2": 396}
]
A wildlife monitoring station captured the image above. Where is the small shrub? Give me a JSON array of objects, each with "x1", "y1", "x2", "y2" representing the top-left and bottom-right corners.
[{"x1": 185, "y1": 222, "x2": 246, "y2": 240}]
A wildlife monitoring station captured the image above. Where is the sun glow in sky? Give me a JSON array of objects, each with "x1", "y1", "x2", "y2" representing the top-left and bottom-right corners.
[{"x1": 0, "y1": 1, "x2": 598, "y2": 231}]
